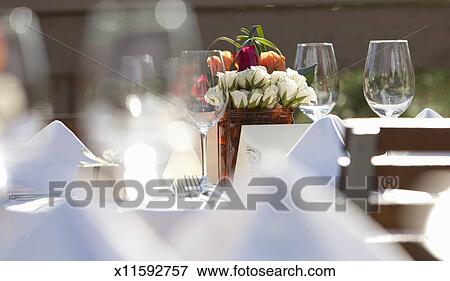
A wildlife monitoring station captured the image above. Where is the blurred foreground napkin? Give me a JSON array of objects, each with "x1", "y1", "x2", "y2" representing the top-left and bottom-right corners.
[
  {"x1": 6, "y1": 120, "x2": 94, "y2": 194},
  {"x1": 0, "y1": 204, "x2": 179, "y2": 260},
  {"x1": 158, "y1": 202, "x2": 409, "y2": 260}
]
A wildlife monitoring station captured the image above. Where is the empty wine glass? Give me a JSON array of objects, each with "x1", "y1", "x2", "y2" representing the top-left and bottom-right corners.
[
  {"x1": 171, "y1": 50, "x2": 228, "y2": 191},
  {"x1": 294, "y1": 43, "x2": 339, "y2": 121},
  {"x1": 363, "y1": 40, "x2": 415, "y2": 118},
  {"x1": 119, "y1": 54, "x2": 157, "y2": 117}
]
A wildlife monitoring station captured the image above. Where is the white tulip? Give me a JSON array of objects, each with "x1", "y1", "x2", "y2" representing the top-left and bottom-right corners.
[
  {"x1": 296, "y1": 83, "x2": 315, "y2": 99},
  {"x1": 289, "y1": 85, "x2": 317, "y2": 107},
  {"x1": 261, "y1": 84, "x2": 279, "y2": 108},
  {"x1": 230, "y1": 90, "x2": 249, "y2": 109},
  {"x1": 250, "y1": 66, "x2": 270, "y2": 88},
  {"x1": 237, "y1": 68, "x2": 254, "y2": 89},
  {"x1": 286, "y1": 68, "x2": 307, "y2": 85},
  {"x1": 218, "y1": 71, "x2": 238, "y2": 91},
  {"x1": 248, "y1": 88, "x2": 263, "y2": 108},
  {"x1": 270, "y1": 70, "x2": 288, "y2": 85},
  {"x1": 304, "y1": 86, "x2": 317, "y2": 104},
  {"x1": 204, "y1": 86, "x2": 224, "y2": 106},
  {"x1": 251, "y1": 65, "x2": 267, "y2": 71},
  {"x1": 217, "y1": 72, "x2": 225, "y2": 89},
  {"x1": 278, "y1": 77, "x2": 298, "y2": 102}
]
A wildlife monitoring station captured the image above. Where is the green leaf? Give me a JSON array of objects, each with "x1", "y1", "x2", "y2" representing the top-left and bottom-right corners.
[
  {"x1": 255, "y1": 24, "x2": 264, "y2": 39},
  {"x1": 236, "y1": 35, "x2": 249, "y2": 42},
  {"x1": 240, "y1": 27, "x2": 250, "y2": 35},
  {"x1": 249, "y1": 25, "x2": 258, "y2": 37},
  {"x1": 255, "y1": 25, "x2": 267, "y2": 51},
  {"x1": 254, "y1": 25, "x2": 266, "y2": 51},
  {"x1": 281, "y1": 98, "x2": 290, "y2": 107},
  {"x1": 252, "y1": 37, "x2": 281, "y2": 54},
  {"x1": 252, "y1": 40, "x2": 262, "y2": 56},
  {"x1": 240, "y1": 37, "x2": 253, "y2": 47},
  {"x1": 289, "y1": 96, "x2": 307, "y2": 108},
  {"x1": 297, "y1": 64, "x2": 317, "y2": 86},
  {"x1": 209, "y1": 36, "x2": 241, "y2": 49}
]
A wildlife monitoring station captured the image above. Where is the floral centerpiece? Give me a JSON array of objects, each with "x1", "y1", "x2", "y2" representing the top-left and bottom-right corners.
[
  {"x1": 207, "y1": 25, "x2": 317, "y2": 178},
  {"x1": 206, "y1": 26, "x2": 317, "y2": 110}
]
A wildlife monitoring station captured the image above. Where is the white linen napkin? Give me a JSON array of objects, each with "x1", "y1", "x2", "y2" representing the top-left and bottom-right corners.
[
  {"x1": 286, "y1": 115, "x2": 345, "y2": 178},
  {"x1": 5, "y1": 120, "x2": 94, "y2": 195},
  {"x1": 416, "y1": 108, "x2": 442, "y2": 118}
]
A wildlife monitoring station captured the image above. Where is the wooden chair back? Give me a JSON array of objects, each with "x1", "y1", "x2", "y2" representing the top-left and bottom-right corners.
[{"x1": 340, "y1": 118, "x2": 450, "y2": 260}]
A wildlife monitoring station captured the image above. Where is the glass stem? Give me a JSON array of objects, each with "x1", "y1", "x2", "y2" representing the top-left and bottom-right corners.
[{"x1": 200, "y1": 132, "x2": 208, "y2": 178}]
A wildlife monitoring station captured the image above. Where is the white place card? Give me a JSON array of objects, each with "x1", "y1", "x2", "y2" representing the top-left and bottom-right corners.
[{"x1": 233, "y1": 124, "x2": 310, "y2": 188}]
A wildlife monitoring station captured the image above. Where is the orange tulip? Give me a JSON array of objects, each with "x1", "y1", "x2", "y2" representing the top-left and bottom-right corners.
[
  {"x1": 207, "y1": 51, "x2": 235, "y2": 73},
  {"x1": 221, "y1": 50, "x2": 235, "y2": 71},
  {"x1": 260, "y1": 51, "x2": 286, "y2": 73},
  {"x1": 207, "y1": 55, "x2": 222, "y2": 75}
]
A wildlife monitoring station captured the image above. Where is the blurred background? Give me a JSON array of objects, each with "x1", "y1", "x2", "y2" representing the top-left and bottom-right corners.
[{"x1": 0, "y1": 0, "x2": 449, "y2": 126}]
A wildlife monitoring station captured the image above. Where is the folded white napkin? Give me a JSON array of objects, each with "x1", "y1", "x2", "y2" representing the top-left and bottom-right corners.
[
  {"x1": 5, "y1": 120, "x2": 94, "y2": 194},
  {"x1": 287, "y1": 115, "x2": 345, "y2": 178},
  {"x1": 416, "y1": 108, "x2": 442, "y2": 118}
]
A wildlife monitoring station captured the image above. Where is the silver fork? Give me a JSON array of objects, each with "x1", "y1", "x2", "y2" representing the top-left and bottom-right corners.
[
  {"x1": 172, "y1": 175, "x2": 204, "y2": 198},
  {"x1": 8, "y1": 193, "x2": 61, "y2": 201}
]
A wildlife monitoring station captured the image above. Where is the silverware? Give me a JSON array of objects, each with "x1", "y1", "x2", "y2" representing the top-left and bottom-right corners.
[
  {"x1": 172, "y1": 175, "x2": 203, "y2": 198},
  {"x1": 8, "y1": 193, "x2": 53, "y2": 201},
  {"x1": 171, "y1": 176, "x2": 224, "y2": 207}
]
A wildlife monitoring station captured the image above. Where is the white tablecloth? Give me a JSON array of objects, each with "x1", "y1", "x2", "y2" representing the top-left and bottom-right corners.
[
  {"x1": 0, "y1": 196, "x2": 410, "y2": 260},
  {"x1": 5, "y1": 111, "x2": 442, "y2": 260}
]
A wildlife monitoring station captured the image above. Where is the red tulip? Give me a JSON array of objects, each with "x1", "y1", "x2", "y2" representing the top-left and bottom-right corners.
[{"x1": 235, "y1": 45, "x2": 259, "y2": 71}]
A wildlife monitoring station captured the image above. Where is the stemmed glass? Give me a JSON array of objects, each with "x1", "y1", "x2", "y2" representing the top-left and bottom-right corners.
[
  {"x1": 171, "y1": 50, "x2": 228, "y2": 191},
  {"x1": 294, "y1": 43, "x2": 339, "y2": 121},
  {"x1": 363, "y1": 40, "x2": 415, "y2": 118},
  {"x1": 119, "y1": 54, "x2": 157, "y2": 117}
]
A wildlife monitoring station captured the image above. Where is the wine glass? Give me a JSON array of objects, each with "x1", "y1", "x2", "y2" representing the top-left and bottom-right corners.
[
  {"x1": 171, "y1": 50, "x2": 228, "y2": 191},
  {"x1": 294, "y1": 43, "x2": 339, "y2": 121},
  {"x1": 363, "y1": 40, "x2": 415, "y2": 118},
  {"x1": 119, "y1": 54, "x2": 157, "y2": 117}
]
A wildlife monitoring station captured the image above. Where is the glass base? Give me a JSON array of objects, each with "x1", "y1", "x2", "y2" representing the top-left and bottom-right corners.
[
  {"x1": 299, "y1": 104, "x2": 333, "y2": 122},
  {"x1": 367, "y1": 98, "x2": 412, "y2": 118}
]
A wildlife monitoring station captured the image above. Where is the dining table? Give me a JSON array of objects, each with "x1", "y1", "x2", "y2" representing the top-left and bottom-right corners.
[{"x1": 0, "y1": 108, "x2": 445, "y2": 261}]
